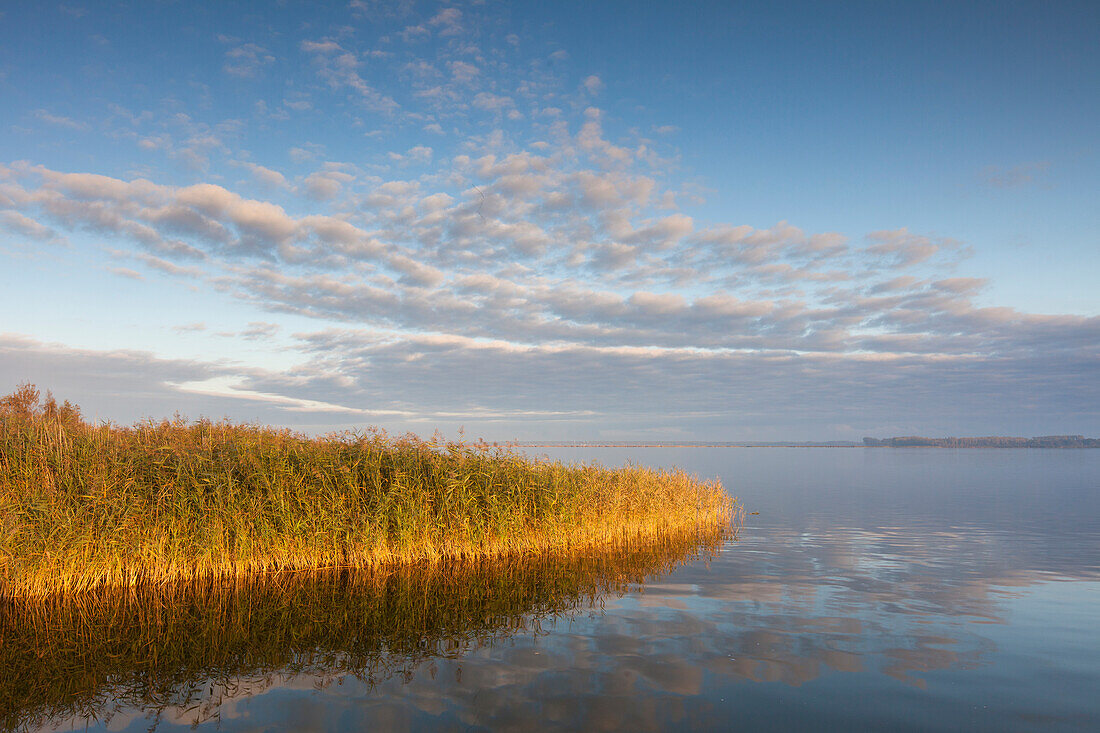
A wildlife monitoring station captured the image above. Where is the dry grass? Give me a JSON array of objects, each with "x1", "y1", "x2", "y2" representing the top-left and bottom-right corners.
[{"x1": 0, "y1": 384, "x2": 738, "y2": 599}]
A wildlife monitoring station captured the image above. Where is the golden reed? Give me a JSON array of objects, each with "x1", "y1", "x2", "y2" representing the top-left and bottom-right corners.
[{"x1": 0, "y1": 384, "x2": 739, "y2": 600}]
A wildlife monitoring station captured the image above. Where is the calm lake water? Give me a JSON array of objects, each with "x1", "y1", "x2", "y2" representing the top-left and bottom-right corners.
[{"x1": 9, "y1": 448, "x2": 1099, "y2": 732}]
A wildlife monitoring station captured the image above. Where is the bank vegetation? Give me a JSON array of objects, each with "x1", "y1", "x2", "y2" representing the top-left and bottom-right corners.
[{"x1": 0, "y1": 384, "x2": 736, "y2": 599}]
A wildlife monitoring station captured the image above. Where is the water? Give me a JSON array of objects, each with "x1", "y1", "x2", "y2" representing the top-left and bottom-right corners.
[{"x1": 7, "y1": 448, "x2": 1099, "y2": 732}]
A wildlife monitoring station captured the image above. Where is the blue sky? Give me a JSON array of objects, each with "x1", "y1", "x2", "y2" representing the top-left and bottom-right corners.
[{"x1": 0, "y1": 0, "x2": 1097, "y2": 440}]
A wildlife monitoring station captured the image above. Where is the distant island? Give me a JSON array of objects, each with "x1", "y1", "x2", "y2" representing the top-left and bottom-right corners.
[{"x1": 862, "y1": 435, "x2": 1100, "y2": 448}]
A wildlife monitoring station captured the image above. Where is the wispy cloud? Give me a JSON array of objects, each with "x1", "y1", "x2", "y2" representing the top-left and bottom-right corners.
[
  {"x1": 223, "y1": 43, "x2": 275, "y2": 78},
  {"x1": 980, "y1": 161, "x2": 1051, "y2": 189},
  {"x1": 108, "y1": 266, "x2": 144, "y2": 280},
  {"x1": 0, "y1": 210, "x2": 65, "y2": 243},
  {"x1": 33, "y1": 109, "x2": 87, "y2": 130}
]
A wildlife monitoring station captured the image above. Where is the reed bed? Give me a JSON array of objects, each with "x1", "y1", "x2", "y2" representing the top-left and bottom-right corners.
[{"x1": 0, "y1": 384, "x2": 737, "y2": 599}]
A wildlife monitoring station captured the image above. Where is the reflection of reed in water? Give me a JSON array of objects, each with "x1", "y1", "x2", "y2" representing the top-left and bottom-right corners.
[{"x1": 0, "y1": 525, "x2": 732, "y2": 731}]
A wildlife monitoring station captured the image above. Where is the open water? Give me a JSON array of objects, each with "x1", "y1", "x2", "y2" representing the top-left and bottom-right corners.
[{"x1": 8, "y1": 448, "x2": 1099, "y2": 732}]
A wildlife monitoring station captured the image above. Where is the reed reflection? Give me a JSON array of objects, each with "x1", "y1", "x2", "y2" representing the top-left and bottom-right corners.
[{"x1": 0, "y1": 527, "x2": 728, "y2": 731}]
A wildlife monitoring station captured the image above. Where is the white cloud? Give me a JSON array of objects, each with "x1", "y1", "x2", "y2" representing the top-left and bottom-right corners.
[
  {"x1": 302, "y1": 42, "x2": 400, "y2": 113},
  {"x1": 239, "y1": 162, "x2": 289, "y2": 189},
  {"x1": 472, "y1": 93, "x2": 514, "y2": 112},
  {"x1": 33, "y1": 109, "x2": 87, "y2": 130},
  {"x1": 0, "y1": 210, "x2": 64, "y2": 243},
  {"x1": 405, "y1": 145, "x2": 432, "y2": 164},
  {"x1": 223, "y1": 43, "x2": 275, "y2": 78},
  {"x1": 288, "y1": 145, "x2": 321, "y2": 164},
  {"x1": 399, "y1": 24, "x2": 429, "y2": 43},
  {"x1": 108, "y1": 266, "x2": 144, "y2": 280},
  {"x1": 865, "y1": 228, "x2": 953, "y2": 268},
  {"x1": 300, "y1": 39, "x2": 343, "y2": 54},
  {"x1": 981, "y1": 161, "x2": 1050, "y2": 189},
  {"x1": 582, "y1": 75, "x2": 604, "y2": 95},
  {"x1": 448, "y1": 60, "x2": 479, "y2": 84},
  {"x1": 239, "y1": 321, "x2": 280, "y2": 340},
  {"x1": 427, "y1": 7, "x2": 463, "y2": 36},
  {"x1": 302, "y1": 166, "x2": 355, "y2": 200}
]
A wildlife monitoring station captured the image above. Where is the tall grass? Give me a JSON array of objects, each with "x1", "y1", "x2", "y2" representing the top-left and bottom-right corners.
[{"x1": 0, "y1": 384, "x2": 737, "y2": 599}]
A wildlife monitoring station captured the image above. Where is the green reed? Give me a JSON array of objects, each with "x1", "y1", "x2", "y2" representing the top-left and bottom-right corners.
[{"x1": 0, "y1": 384, "x2": 737, "y2": 598}]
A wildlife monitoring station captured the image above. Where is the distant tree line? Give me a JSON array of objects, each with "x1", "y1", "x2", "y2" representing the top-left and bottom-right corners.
[{"x1": 862, "y1": 435, "x2": 1100, "y2": 448}]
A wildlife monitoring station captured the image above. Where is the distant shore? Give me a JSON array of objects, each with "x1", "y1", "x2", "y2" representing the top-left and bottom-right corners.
[
  {"x1": 511, "y1": 436, "x2": 1099, "y2": 449},
  {"x1": 513, "y1": 442, "x2": 863, "y2": 448}
]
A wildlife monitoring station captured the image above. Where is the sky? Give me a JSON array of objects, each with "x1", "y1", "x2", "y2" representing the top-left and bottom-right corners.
[{"x1": 0, "y1": 0, "x2": 1097, "y2": 441}]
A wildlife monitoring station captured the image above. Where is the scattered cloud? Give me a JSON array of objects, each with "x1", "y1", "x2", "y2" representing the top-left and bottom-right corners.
[
  {"x1": 239, "y1": 162, "x2": 290, "y2": 189},
  {"x1": 389, "y1": 145, "x2": 433, "y2": 165},
  {"x1": 0, "y1": 2, "x2": 1094, "y2": 438},
  {"x1": 223, "y1": 43, "x2": 276, "y2": 78},
  {"x1": 1, "y1": 119, "x2": 1090, "y2": 384},
  {"x1": 300, "y1": 39, "x2": 343, "y2": 55},
  {"x1": 108, "y1": 266, "x2": 144, "y2": 280},
  {"x1": 57, "y1": 5, "x2": 88, "y2": 19},
  {"x1": 288, "y1": 145, "x2": 323, "y2": 164},
  {"x1": 301, "y1": 163, "x2": 356, "y2": 200},
  {"x1": 33, "y1": 109, "x2": 87, "y2": 130},
  {"x1": 240, "y1": 321, "x2": 280, "y2": 340},
  {"x1": 582, "y1": 75, "x2": 604, "y2": 95},
  {"x1": 448, "y1": 60, "x2": 479, "y2": 84},
  {"x1": 0, "y1": 210, "x2": 64, "y2": 243},
  {"x1": 427, "y1": 7, "x2": 463, "y2": 37},
  {"x1": 300, "y1": 40, "x2": 400, "y2": 113},
  {"x1": 980, "y1": 161, "x2": 1051, "y2": 189},
  {"x1": 865, "y1": 229, "x2": 955, "y2": 268}
]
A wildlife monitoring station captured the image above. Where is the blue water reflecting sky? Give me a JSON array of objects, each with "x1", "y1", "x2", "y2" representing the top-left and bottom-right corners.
[{"x1": 75, "y1": 448, "x2": 1099, "y2": 732}]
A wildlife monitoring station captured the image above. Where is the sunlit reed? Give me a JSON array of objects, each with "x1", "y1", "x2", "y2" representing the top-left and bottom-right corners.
[{"x1": 0, "y1": 384, "x2": 738, "y2": 599}]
